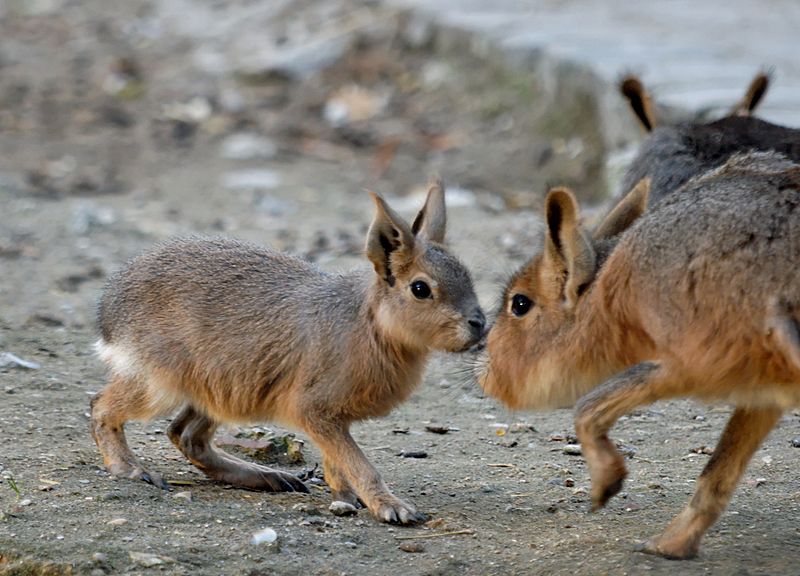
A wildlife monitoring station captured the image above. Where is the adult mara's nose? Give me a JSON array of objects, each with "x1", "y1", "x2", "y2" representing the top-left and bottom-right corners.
[{"x1": 468, "y1": 308, "x2": 486, "y2": 339}]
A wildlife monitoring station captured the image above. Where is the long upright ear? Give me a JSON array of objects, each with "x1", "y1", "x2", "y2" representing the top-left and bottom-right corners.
[
  {"x1": 729, "y1": 71, "x2": 770, "y2": 117},
  {"x1": 593, "y1": 178, "x2": 650, "y2": 240},
  {"x1": 366, "y1": 192, "x2": 415, "y2": 286},
  {"x1": 543, "y1": 188, "x2": 596, "y2": 309},
  {"x1": 620, "y1": 75, "x2": 657, "y2": 132},
  {"x1": 411, "y1": 180, "x2": 446, "y2": 243}
]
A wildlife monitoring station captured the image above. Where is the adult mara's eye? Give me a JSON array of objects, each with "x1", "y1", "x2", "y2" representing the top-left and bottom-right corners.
[
  {"x1": 410, "y1": 280, "x2": 432, "y2": 300},
  {"x1": 511, "y1": 294, "x2": 533, "y2": 317}
]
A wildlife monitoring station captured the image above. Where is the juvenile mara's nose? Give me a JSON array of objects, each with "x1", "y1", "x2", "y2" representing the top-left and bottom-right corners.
[{"x1": 468, "y1": 309, "x2": 486, "y2": 339}]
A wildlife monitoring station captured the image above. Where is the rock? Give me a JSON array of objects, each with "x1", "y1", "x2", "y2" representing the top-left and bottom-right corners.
[
  {"x1": 91, "y1": 552, "x2": 108, "y2": 563},
  {"x1": 329, "y1": 501, "x2": 358, "y2": 517},
  {"x1": 293, "y1": 503, "x2": 321, "y2": 515},
  {"x1": 323, "y1": 85, "x2": 387, "y2": 127},
  {"x1": 107, "y1": 518, "x2": 128, "y2": 526},
  {"x1": 220, "y1": 133, "x2": 277, "y2": 160},
  {"x1": 792, "y1": 437, "x2": 800, "y2": 448},
  {"x1": 424, "y1": 425, "x2": 451, "y2": 435},
  {"x1": 162, "y1": 97, "x2": 212, "y2": 124},
  {"x1": 251, "y1": 527, "x2": 278, "y2": 545},
  {"x1": 172, "y1": 491, "x2": 192, "y2": 503},
  {"x1": 562, "y1": 444, "x2": 582, "y2": 456},
  {"x1": 299, "y1": 515, "x2": 327, "y2": 526},
  {"x1": 129, "y1": 551, "x2": 174, "y2": 567},
  {"x1": 18, "y1": 498, "x2": 32, "y2": 507},
  {"x1": 399, "y1": 542, "x2": 425, "y2": 553},
  {"x1": 71, "y1": 201, "x2": 117, "y2": 235},
  {"x1": 0, "y1": 352, "x2": 40, "y2": 370},
  {"x1": 398, "y1": 450, "x2": 428, "y2": 459},
  {"x1": 222, "y1": 169, "x2": 281, "y2": 191}
]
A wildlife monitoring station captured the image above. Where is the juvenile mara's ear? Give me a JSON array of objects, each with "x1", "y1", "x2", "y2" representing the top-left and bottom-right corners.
[
  {"x1": 593, "y1": 177, "x2": 650, "y2": 240},
  {"x1": 366, "y1": 191, "x2": 415, "y2": 286},
  {"x1": 411, "y1": 180, "x2": 446, "y2": 243},
  {"x1": 729, "y1": 71, "x2": 771, "y2": 117},
  {"x1": 543, "y1": 188, "x2": 596, "y2": 309},
  {"x1": 620, "y1": 75, "x2": 657, "y2": 132}
]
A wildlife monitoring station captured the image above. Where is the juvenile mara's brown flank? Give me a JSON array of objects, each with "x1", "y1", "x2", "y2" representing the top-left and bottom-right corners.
[
  {"x1": 479, "y1": 152, "x2": 800, "y2": 558},
  {"x1": 91, "y1": 181, "x2": 485, "y2": 525}
]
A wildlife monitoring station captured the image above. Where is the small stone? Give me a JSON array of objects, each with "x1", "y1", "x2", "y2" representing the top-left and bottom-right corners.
[
  {"x1": 0, "y1": 352, "x2": 40, "y2": 370},
  {"x1": 329, "y1": 501, "x2": 358, "y2": 517},
  {"x1": 172, "y1": 491, "x2": 192, "y2": 502},
  {"x1": 18, "y1": 498, "x2": 32, "y2": 507},
  {"x1": 293, "y1": 503, "x2": 321, "y2": 515},
  {"x1": 220, "y1": 133, "x2": 277, "y2": 160},
  {"x1": 251, "y1": 527, "x2": 278, "y2": 545},
  {"x1": 222, "y1": 169, "x2": 281, "y2": 191},
  {"x1": 92, "y1": 552, "x2": 108, "y2": 563},
  {"x1": 344, "y1": 541, "x2": 357, "y2": 549},
  {"x1": 562, "y1": 444, "x2": 582, "y2": 456},
  {"x1": 90, "y1": 570, "x2": 105, "y2": 576},
  {"x1": 107, "y1": 518, "x2": 128, "y2": 526},
  {"x1": 399, "y1": 542, "x2": 425, "y2": 553},
  {"x1": 792, "y1": 437, "x2": 800, "y2": 448},
  {"x1": 299, "y1": 515, "x2": 327, "y2": 526},
  {"x1": 564, "y1": 478, "x2": 575, "y2": 488},
  {"x1": 399, "y1": 450, "x2": 428, "y2": 459},
  {"x1": 129, "y1": 551, "x2": 174, "y2": 567}
]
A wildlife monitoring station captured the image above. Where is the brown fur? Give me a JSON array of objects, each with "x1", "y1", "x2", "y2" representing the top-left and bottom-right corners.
[
  {"x1": 478, "y1": 152, "x2": 800, "y2": 557},
  {"x1": 91, "y1": 182, "x2": 485, "y2": 525}
]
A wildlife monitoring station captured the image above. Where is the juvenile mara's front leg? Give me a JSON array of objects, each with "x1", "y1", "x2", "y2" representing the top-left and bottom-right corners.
[{"x1": 305, "y1": 420, "x2": 426, "y2": 525}]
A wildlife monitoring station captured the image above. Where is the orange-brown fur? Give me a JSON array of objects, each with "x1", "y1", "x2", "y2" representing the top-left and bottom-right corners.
[
  {"x1": 478, "y1": 152, "x2": 800, "y2": 557},
  {"x1": 91, "y1": 182, "x2": 485, "y2": 524}
]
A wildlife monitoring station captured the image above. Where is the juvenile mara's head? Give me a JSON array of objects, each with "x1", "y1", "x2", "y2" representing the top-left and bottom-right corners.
[
  {"x1": 366, "y1": 182, "x2": 485, "y2": 353},
  {"x1": 477, "y1": 179, "x2": 650, "y2": 409}
]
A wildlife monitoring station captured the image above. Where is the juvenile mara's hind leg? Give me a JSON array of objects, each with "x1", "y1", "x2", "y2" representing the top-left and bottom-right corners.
[
  {"x1": 167, "y1": 405, "x2": 308, "y2": 493},
  {"x1": 642, "y1": 407, "x2": 781, "y2": 559},
  {"x1": 90, "y1": 375, "x2": 169, "y2": 489},
  {"x1": 304, "y1": 420, "x2": 426, "y2": 525}
]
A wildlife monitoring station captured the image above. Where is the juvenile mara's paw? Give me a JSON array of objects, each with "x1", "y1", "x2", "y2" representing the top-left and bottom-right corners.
[
  {"x1": 370, "y1": 494, "x2": 427, "y2": 525},
  {"x1": 219, "y1": 463, "x2": 309, "y2": 493},
  {"x1": 108, "y1": 462, "x2": 170, "y2": 491}
]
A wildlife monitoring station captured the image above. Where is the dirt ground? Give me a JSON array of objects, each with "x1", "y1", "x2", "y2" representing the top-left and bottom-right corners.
[{"x1": 1, "y1": 1, "x2": 799, "y2": 575}]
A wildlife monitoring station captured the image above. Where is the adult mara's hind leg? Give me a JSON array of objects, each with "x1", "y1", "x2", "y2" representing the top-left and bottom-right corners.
[
  {"x1": 90, "y1": 374, "x2": 170, "y2": 489},
  {"x1": 166, "y1": 405, "x2": 308, "y2": 493},
  {"x1": 642, "y1": 406, "x2": 781, "y2": 559}
]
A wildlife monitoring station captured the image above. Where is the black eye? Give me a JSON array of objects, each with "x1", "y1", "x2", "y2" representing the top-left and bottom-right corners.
[
  {"x1": 511, "y1": 294, "x2": 533, "y2": 317},
  {"x1": 410, "y1": 280, "x2": 432, "y2": 300}
]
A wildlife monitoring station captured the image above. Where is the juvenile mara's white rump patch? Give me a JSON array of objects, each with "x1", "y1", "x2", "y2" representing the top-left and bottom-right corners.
[
  {"x1": 95, "y1": 339, "x2": 141, "y2": 378},
  {"x1": 95, "y1": 339, "x2": 185, "y2": 418}
]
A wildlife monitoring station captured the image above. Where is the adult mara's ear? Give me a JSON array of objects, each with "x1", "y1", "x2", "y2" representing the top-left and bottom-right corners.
[
  {"x1": 543, "y1": 187, "x2": 596, "y2": 309},
  {"x1": 593, "y1": 177, "x2": 650, "y2": 240},
  {"x1": 620, "y1": 75, "x2": 657, "y2": 132},
  {"x1": 366, "y1": 191, "x2": 415, "y2": 286},
  {"x1": 729, "y1": 71, "x2": 771, "y2": 117},
  {"x1": 411, "y1": 179, "x2": 447, "y2": 243}
]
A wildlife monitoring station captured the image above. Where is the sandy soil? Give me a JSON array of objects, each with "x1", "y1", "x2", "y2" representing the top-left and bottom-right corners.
[{"x1": 1, "y1": 1, "x2": 799, "y2": 575}]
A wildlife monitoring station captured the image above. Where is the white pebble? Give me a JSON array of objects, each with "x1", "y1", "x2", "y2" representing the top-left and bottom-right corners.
[{"x1": 251, "y1": 527, "x2": 278, "y2": 545}]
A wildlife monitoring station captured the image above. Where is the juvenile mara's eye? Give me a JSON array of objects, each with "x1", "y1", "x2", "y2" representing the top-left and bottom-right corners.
[
  {"x1": 410, "y1": 280, "x2": 432, "y2": 300},
  {"x1": 511, "y1": 294, "x2": 533, "y2": 317}
]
